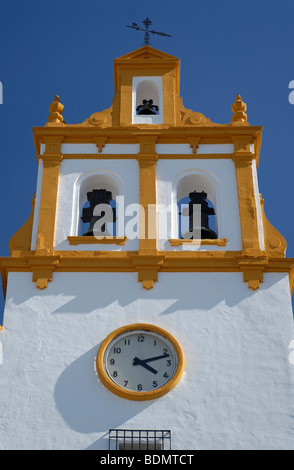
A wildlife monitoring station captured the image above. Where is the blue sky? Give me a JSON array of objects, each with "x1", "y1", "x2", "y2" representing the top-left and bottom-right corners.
[{"x1": 0, "y1": 0, "x2": 294, "y2": 318}]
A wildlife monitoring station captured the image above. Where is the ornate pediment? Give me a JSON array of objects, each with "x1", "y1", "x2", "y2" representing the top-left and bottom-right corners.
[{"x1": 114, "y1": 45, "x2": 179, "y2": 62}]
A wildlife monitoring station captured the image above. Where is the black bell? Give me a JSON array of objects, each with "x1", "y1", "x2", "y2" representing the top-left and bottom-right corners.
[
  {"x1": 81, "y1": 189, "x2": 116, "y2": 237},
  {"x1": 136, "y1": 99, "x2": 159, "y2": 115},
  {"x1": 181, "y1": 190, "x2": 217, "y2": 240}
]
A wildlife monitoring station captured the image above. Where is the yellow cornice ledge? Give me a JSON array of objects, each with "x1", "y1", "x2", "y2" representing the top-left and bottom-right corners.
[
  {"x1": 131, "y1": 254, "x2": 165, "y2": 290},
  {"x1": 1, "y1": 251, "x2": 294, "y2": 295},
  {"x1": 237, "y1": 255, "x2": 269, "y2": 291},
  {"x1": 27, "y1": 255, "x2": 60, "y2": 290}
]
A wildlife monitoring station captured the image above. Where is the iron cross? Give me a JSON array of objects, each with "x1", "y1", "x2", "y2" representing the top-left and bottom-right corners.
[{"x1": 127, "y1": 17, "x2": 172, "y2": 46}]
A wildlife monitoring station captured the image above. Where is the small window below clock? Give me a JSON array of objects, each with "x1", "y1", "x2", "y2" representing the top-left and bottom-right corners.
[{"x1": 108, "y1": 429, "x2": 171, "y2": 451}]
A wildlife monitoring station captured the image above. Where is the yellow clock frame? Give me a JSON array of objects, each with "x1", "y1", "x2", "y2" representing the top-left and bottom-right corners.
[{"x1": 96, "y1": 323, "x2": 185, "y2": 401}]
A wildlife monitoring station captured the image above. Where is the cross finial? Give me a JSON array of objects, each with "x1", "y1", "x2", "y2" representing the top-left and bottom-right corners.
[{"x1": 127, "y1": 17, "x2": 172, "y2": 46}]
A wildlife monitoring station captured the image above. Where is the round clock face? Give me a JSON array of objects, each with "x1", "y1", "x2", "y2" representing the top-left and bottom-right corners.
[{"x1": 96, "y1": 324, "x2": 184, "y2": 401}]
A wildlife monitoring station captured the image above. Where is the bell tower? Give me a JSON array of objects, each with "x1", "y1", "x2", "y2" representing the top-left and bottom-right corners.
[
  {"x1": 0, "y1": 46, "x2": 294, "y2": 451},
  {"x1": 112, "y1": 47, "x2": 180, "y2": 126}
]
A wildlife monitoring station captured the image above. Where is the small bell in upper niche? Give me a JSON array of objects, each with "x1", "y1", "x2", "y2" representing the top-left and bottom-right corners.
[{"x1": 136, "y1": 99, "x2": 159, "y2": 115}]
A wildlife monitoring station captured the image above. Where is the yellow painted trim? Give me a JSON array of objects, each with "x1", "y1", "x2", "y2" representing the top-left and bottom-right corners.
[
  {"x1": 233, "y1": 147, "x2": 261, "y2": 257},
  {"x1": 237, "y1": 255, "x2": 268, "y2": 291},
  {"x1": 232, "y1": 137, "x2": 272, "y2": 289},
  {"x1": 96, "y1": 323, "x2": 185, "y2": 401},
  {"x1": 260, "y1": 195, "x2": 287, "y2": 258},
  {"x1": 289, "y1": 269, "x2": 294, "y2": 295},
  {"x1": 36, "y1": 137, "x2": 63, "y2": 255},
  {"x1": 28, "y1": 255, "x2": 60, "y2": 290},
  {"x1": 67, "y1": 236, "x2": 127, "y2": 245},
  {"x1": 1, "y1": 252, "x2": 294, "y2": 296},
  {"x1": 113, "y1": 46, "x2": 181, "y2": 94},
  {"x1": 61, "y1": 153, "x2": 237, "y2": 161},
  {"x1": 94, "y1": 137, "x2": 108, "y2": 153},
  {"x1": 169, "y1": 238, "x2": 228, "y2": 247},
  {"x1": 113, "y1": 46, "x2": 180, "y2": 126},
  {"x1": 33, "y1": 125, "x2": 262, "y2": 139},
  {"x1": 132, "y1": 254, "x2": 165, "y2": 290},
  {"x1": 158, "y1": 153, "x2": 234, "y2": 160},
  {"x1": 33, "y1": 126, "x2": 263, "y2": 166},
  {"x1": 3, "y1": 250, "x2": 294, "y2": 266},
  {"x1": 3, "y1": 250, "x2": 294, "y2": 267},
  {"x1": 137, "y1": 137, "x2": 158, "y2": 256},
  {"x1": 61, "y1": 154, "x2": 137, "y2": 160}
]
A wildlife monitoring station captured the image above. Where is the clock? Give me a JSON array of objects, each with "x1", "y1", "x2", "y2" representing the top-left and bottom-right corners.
[{"x1": 96, "y1": 323, "x2": 185, "y2": 401}]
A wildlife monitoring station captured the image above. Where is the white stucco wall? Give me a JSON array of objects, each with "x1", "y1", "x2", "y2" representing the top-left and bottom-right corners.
[{"x1": 1, "y1": 271, "x2": 293, "y2": 450}]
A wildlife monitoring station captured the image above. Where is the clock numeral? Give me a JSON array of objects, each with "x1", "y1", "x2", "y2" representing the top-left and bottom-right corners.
[
  {"x1": 153, "y1": 381, "x2": 158, "y2": 388},
  {"x1": 163, "y1": 348, "x2": 168, "y2": 355},
  {"x1": 137, "y1": 384, "x2": 143, "y2": 391},
  {"x1": 137, "y1": 335, "x2": 145, "y2": 342},
  {"x1": 124, "y1": 380, "x2": 128, "y2": 387},
  {"x1": 154, "y1": 340, "x2": 157, "y2": 346},
  {"x1": 166, "y1": 360, "x2": 171, "y2": 366},
  {"x1": 110, "y1": 359, "x2": 115, "y2": 365},
  {"x1": 112, "y1": 371, "x2": 118, "y2": 377},
  {"x1": 124, "y1": 339, "x2": 131, "y2": 345},
  {"x1": 113, "y1": 347, "x2": 121, "y2": 354},
  {"x1": 163, "y1": 372, "x2": 169, "y2": 378}
]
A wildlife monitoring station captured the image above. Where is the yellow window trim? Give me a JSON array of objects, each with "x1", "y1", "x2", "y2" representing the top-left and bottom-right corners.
[
  {"x1": 67, "y1": 236, "x2": 127, "y2": 246},
  {"x1": 169, "y1": 238, "x2": 228, "y2": 247}
]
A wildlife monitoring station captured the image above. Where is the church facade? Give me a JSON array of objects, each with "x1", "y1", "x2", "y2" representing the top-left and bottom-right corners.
[{"x1": 0, "y1": 46, "x2": 294, "y2": 450}]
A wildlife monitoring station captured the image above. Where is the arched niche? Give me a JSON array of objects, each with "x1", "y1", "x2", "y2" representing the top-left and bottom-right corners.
[
  {"x1": 135, "y1": 80, "x2": 160, "y2": 114},
  {"x1": 132, "y1": 77, "x2": 163, "y2": 124},
  {"x1": 71, "y1": 171, "x2": 124, "y2": 237},
  {"x1": 172, "y1": 171, "x2": 222, "y2": 240}
]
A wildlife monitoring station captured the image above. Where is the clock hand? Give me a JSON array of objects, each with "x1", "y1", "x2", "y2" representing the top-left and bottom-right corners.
[
  {"x1": 136, "y1": 353, "x2": 170, "y2": 364},
  {"x1": 132, "y1": 357, "x2": 158, "y2": 374}
]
